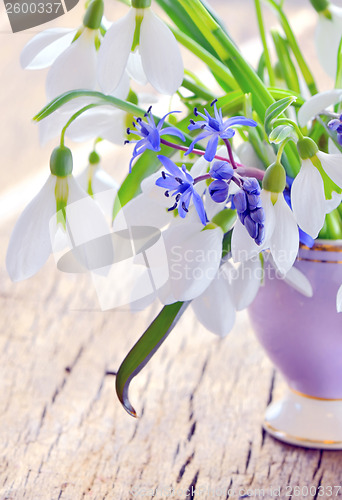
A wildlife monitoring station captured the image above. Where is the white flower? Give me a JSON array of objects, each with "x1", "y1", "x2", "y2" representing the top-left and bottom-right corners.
[
  {"x1": 97, "y1": 7, "x2": 183, "y2": 95},
  {"x1": 6, "y1": 174, "x2": 112, "y2": 282},
  {"x1": 232, "y1": 190, "x2": 299, "y2": 275},
  {"x1": 21, "y1": 27, "x2": 99, "y2": 101},
  {"x1": 315, "y1": 4, "x2": 342, "y2": 77},
  {"x1": 298, "y1": 89, "x2": 342, "y2": 127},
  {"x1": 291, "y1": 152, "x2": 342, "y2": 238}
]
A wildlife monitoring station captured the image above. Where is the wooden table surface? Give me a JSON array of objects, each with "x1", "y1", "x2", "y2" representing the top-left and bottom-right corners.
[{"x1": 1, "y1": 0, "x2": 342, "y2": 498}]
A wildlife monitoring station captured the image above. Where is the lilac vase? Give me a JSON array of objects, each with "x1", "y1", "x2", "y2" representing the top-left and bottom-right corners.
[{"x1": 248, "y1": 241, "x2": 342, "y2": 449}]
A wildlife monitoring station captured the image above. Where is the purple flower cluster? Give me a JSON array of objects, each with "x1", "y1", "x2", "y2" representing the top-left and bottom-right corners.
[
  {"x1": 233, "y1": 178, "x2": 265, "y2": 245},
  {"x1": 328, "y1": 114, "x2": 342, "y2": 146}
]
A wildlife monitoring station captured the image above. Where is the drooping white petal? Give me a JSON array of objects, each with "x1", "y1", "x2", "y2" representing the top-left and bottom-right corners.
[
  {"x1": 139, "y1": 8, "x2": 183, "y2": 94},
  {"x1": 6, "y1": 175, "x2": 56, "y2": 281},
  {"x1": 270, "y1": 194, "x2": 299, "y2": 275},
  {"x1": 113, "y1": 193, "x2": 172, "y2": 232},
  {"x1": 165, "y1": 222, "x2": 223, "y2": 301},
  {"x1": 231, "y1": 218, "x2": 262, "y2": 262},
  {"x1": 329, "y1": 138, "x2": 342, "y2": 155},
  {"x1": 315, "y1": 5, "x2": 342, "y2": 78},
  {"x1": 205, "y1": 191, "x2": 227, "y2": 220},
  {"x1": 97, "y1": 8, "x2": 135, "y2": 94},
  {"x1": 325, "y1": 190, "x2": 342, "y2": 213},
  {"x1": 232, "y1": 257, "x2": 262, "y2": 310},
  {"x1": 298, "y1": 89, "x2": 342, "y2": 127},
  {"x1": 141, "y1": 171, "x2": 174, "y2": 208},
  {"x1": 76, "y1": 165, "x2": 118, "y2": 194},
  {"x1": 337, "y1": 284, "x2": 342, "y2": 313},
  {"x1": 63, "y1": 176, "x2": 114, "y2": 272},
  {"x1": 127, "y1": 48, "x2": 148, "y2": 86},
  {"x1": 284, "y1": 266, "x2": 313, "y2": 298},
  {"x1": 20, "y1": 28, "x2": 76, "y2": 69},
  {"x1": 317, "y1": 151, "x2": 342, "y2": 189},
  {"x1": 291, "y1": 160, "x2": 326, "y2": 238},
  {"x1": 46, "y1": 28, "x2": 97, "y2": 100},
  {"x1": 67, "y1": 107, "x2": 126, "y2": 144},
  {"x1": 191, "y1": 263, "x2": 236, "y2": 337}
]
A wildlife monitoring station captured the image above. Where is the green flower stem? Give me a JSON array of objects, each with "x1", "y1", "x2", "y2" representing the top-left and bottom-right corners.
[
  {"x1": 276, "y1": 137, "x2": 291, "y2": 163},
  {"x1": 255, "y1": 0, "x2": 276, "y2": 87},
  {"x1": 171, "y1": 28, "x2": 238, "y2": 90},
  {"x1": 182, "y1": 76, "x2": 215, "y2": 102},
  {"x1": 263, "y1": 0, "x2": 318, "y2": 95},
  {"x1": 59, "y1": 103, "x2": 101, "y2": 146},
  {"x1": 273, "y1": 118, "x2": 304, "y2": 140},
  {"x1": 335, "y1": 36, "x2": 342, "y2": 112}
]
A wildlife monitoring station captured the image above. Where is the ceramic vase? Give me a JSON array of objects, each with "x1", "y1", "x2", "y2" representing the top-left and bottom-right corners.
[{"x1": 248, "y1": 241, "x2": 342, "y2": 449}]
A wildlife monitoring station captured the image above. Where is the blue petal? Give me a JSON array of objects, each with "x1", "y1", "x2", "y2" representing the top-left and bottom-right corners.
[
  {"x1": 160, "y1": 127, "x2": 186, "y2": 141},
  {"x1": 157, "y1": 155, "x2": 182, "y2": 177},
  {"x1": 209, "y1": 161, "x2": 234, "y2": 180},
  {"x1": 204, "y1": 135, "x2": 219, "y2": 161},
  {"x1": 209, "y1": 180, "x2": 229, "y2": 203},
  {"x1": 157, "y1": 110, "x2": 181, "y2": 131},
  {"x1": 185, "y1": 131, "x2": 212, "y2": 156},
  {"x1": 148, "y1": 129, "x2": 161, "y2": 150},
  {"x1": 192, "y1": 188, "x2": 207, "y2": 225},
  {"x1": 156, "y1": 176, "x2": 181, "y2": 190},
  {"x1": 178, "y1": 189, "x2": 192, "y2": 218},
  {"x1": 233, "y1": 191, "x2": 247, "y2": 212},
  {"x1": 223, "y1": 116, "x2": 257, "y2": 129}
]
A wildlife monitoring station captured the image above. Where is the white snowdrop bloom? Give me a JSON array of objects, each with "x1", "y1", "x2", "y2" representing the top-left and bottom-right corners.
[
  {"x1": 97, "y1": 6, "x2": 183, "y2": 95},
  {"x1": 314, "y1": 4, "x2": 342, "y2": 77},
  {"x1": 20, "y1": 0, "x2": 105, "y2": 100},
  {"x1": 291, "y1": 151, "x2": 342, "y2": 238},
  {"x1": 232, "y1": 190, "x2": 299, "y2": 275},
  {"x1": 6, "y1": 147, "x2": 112, "y2": 282},
  {"x1": 298, "y1": 88, "x2": 342, "y2": 127}
]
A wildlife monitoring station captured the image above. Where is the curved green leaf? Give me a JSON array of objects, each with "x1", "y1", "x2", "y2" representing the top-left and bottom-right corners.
[{"x1": 116, "y1": 302, "x2": 189, "y2": 417}]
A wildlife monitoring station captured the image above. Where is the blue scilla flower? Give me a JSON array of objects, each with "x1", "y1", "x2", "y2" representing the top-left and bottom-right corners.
[
  {"x1": 126, "y1": 107, "x2": 185, "y2": 171},
  {"x1": 186, "y1": 100, "x2": 257, "y2": 162},
  {"x1": 155, "y1": 155, "x2": 207, "y2": 225},
  {"x1": 233, "y1": 178, "x2": 265, "y2": 245}
]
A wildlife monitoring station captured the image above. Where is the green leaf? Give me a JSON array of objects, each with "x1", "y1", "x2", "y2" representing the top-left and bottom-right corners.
[
  {"x1": 264, "y1": 96, "x2": 297, "y2": 135},
  {"x1": 271, "y1": 30, "x2": 300, "y2": 93},
  {"x1": 116, "y1": 302, "x2": 188, "y2": 417},
  {"x1": 269, "y1": 124, "x2": 296, "y2": 144}
]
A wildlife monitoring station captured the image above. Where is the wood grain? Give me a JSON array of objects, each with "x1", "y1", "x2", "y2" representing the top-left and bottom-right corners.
[{"x1": 1, "y1": 219, "x2": 342, "y2": 500}]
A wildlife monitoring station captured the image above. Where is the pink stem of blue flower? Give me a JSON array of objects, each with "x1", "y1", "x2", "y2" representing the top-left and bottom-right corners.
[
  {"x1": 160, "y1": 139, "x2": 241, "y2": 166},
  {"x1": 223, "y1": 139, "x2": 238, "y2": 170}
]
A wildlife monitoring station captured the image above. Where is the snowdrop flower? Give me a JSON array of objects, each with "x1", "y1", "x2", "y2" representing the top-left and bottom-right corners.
[
  {"x1": 186, "y1": 100, "x2": 257, "y2": 161},
  {"x1": 6, "y1": 146, "x2": 112, "y2": 281},
  {"x1": 310, "y1": 0, "x2": 342, "y2": 77},
  {"x1": 97, "y1": 0, "x2": 184, "y2": 95},
  {"x1": 20, "y1": 0, "x2": 104, "y2": 100},
  {"x1": 298, "y1": 88, "x2": 342, "y2": 127},
  {"x1": 126, "y1": 108, "x2": 185, "y2": 171},
  {"x1": 291, "y1": 137, "x2": 342, "y2": 238},
  {"x1": 232, "y1": 162, "x2": 299, "y2": 275},
  {"x1": 192, "y1": 257, "x2": 262, "y2": 337}
]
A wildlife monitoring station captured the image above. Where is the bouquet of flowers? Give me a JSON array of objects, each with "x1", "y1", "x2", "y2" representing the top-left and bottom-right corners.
[{"x1": 6, "y1": 0, "x2": 342, "y2": 417}]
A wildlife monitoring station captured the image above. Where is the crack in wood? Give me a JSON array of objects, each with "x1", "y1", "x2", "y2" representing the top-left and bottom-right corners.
[
  {"x1": 226, "y1": 478, "x2": 233, "y2": 499},
  {"x1": 313, "y1": 473, "x2": 324, "y2": 500},
  {"x1": 245, "y1": 441, "x2": 252, "y2": 472},
  {"x1": 312, "y1": 450, "x2": 323, "y2": 479},
  {"x1": 187, "y1": 421, "x2": 197, "y2": 443},
  {"x1": 177, "y1": 452, "x2": 195, "y2": 483},
  {"x1": 186, "y1": 469, "x2": 199, "y2": 500}
]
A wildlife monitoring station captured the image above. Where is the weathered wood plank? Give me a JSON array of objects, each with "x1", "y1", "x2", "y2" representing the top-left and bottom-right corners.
[{"x1": 1, "y1": 215, "x2": 342, "y2": 500}]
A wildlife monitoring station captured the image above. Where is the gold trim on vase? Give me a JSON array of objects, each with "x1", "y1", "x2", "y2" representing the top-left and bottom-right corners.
[
  {"x1": 297, "y1": 256, "x2": 342, "y2": 264},
  {"x1": 290, "y1": 387, "x2": 342, "y2": 402},
  {"x1": 300, "y1": 241, "x2": 342, "y2": 253},
  {"x1": 263, "y1": 421, "x2": 342, "y2": 446}
]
